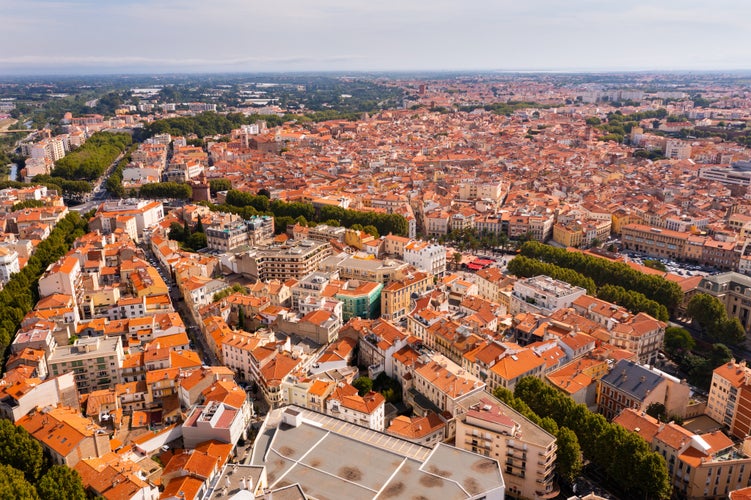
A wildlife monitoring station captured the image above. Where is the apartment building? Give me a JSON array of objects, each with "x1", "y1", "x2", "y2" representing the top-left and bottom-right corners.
[
  {"x1": 409, "y1": 360, "x2": 485, "y2": 417},
  {"x1": 616, "y1": 408, "x2": 751, "y2": 500},
  {"x1": 698, "y1": 273, "x2": 751, "y2": 333},
  {"x1": 597, "y1": 359, "x2": 691, "y2": 420},
  {"x1": 621, "y1": 224, "x2": 688, "y2": 260},
  {"x1": 455, "y1": 395, "x2": 558, "y2": 500},
  {"x1": 509, "y1": 275, "x2": 587, "y2": 316},
  {"x1": 18, "y1": 405, "x2": 110, "y2": 467},
  {"x1": 707, "y1": 360, "x2": 749, "y2": 433},
  {"x1": 380, "y1": 271, "x2": 432, "y2": 321},
  {"x1": 403, "y1": 241, "x2": 447, "y2": 277},
  {"x1": 206, "y1": 221, "x2": 249, "y2": 253},
  {"x1": 47, "y1": 336, "x2": 124, "y2": 394},
  {"x1": 182, "y1": 401, "x2": 246, "y2": 448},
  {"x1": 240, "y1": 240, "x2": 332, "y2": 281},
  {"x1": 319, "y1": 252, "x2": 409, "y2": 284},
  {"x1": 325, "y1": 383, "x2": 386, "y2": 431},
  {"x1": 39, "y1": 255, "x2": 82, "y2": 299},
  {"x1": 0, "y1": 246, "x2": 19, "y2": 283}
]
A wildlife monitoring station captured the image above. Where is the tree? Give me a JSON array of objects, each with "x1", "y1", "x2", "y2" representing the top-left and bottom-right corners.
[
  {"x1": 352, "y1": 376, "x2": 373, "y2": 396},
  {"x1": 646, "y1": 402, "x2": 668, "y2": 422},
  {"x1": 687, "y1": 294, "x2": 745, "y2": 344},
  {"x1": 36, "y1": 466, "x2": 86, "y2": 500},
  {"x1": 194, "y1": 215, "x2": 204, "y2": 234},
  {"x1": 186, "y1": 232, "x2": 207, "y2": 251},
  {"x1": 0, "y1": 464, "x2": 38, "y2": 499},
  {"x1": 169, "y1": 222, "x2": 186, "y2": 242},
  {"x1": 718, "y1": 318, "x2": 746, "y2": 345},
  {"x1": 555, "y1": 427, "x2": 583, "y2": 484},
  {"x1": 209, "y1": 178, "x2": 232, "y2": 195},
  {"x1": 363, "y1": 225, "x2": 379, "y2": 238},
  {"x1": 257, "y1": 188, "x2": 271, "y2": 198},
  {"x1": 237, "y1": 307, "x2": 246, "y2": 331},
  {"x1": 709, "y1": 343, "x2": 733, "y2": 368},
  {"x1": 0, "y1": 419, "x2": 44, "y2": 482},
  {"x1": 664, "y1": 327, "x2": 695, "y2": 359}
]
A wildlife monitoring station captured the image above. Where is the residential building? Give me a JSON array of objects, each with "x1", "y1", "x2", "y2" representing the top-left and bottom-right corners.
[
  {"x1": 597, "y1": 359, "x2": 691, "y2": 420},
  {"x1": 0, "y1": 246, "x2": 19, "y2": 283},
  {"x1": 403, "y1": 240, "x2": 447, "y2": 277},
  {"x1": 47, "y1": 336, "x2": 124, "y2": 394},
  {"x1": 182, "y1": 400, "x2": 246, "y2": 448},
  {"x1": 615, "y1": 408, "x2": 751, "y2": 500},
  {"x1": 238, "y1": 240, "x2": 332, "y2": 281},
  {"x1": 707, "y1": 360, "x2": 750, "y2": 433},
  {"x1": 206, "y1": 220, "x2": 249, "y2": 253},
  {"x1": 380, "y1": 271, "x2": 432, "y2": 321},
  {"x1": 509, "y1": 275, "x2": 587, "y2": 316},
  {"x1": 455, "y1": 394, "x2": 558, "y2": 500},
  {"x1": 326, "y1": 383, "x2": 386, "y2": 431},
  {"x1": 17, "y1": 406, "x2": 110, "y2": 467}
]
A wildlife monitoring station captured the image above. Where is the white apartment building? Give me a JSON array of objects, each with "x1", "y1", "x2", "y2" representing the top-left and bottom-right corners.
[
  {"x1": 403, "y1": 240, "x2": 446, "y2": 277},
  {"x1": 0, "y1": 246, "x2": 20, "y2": 283}
]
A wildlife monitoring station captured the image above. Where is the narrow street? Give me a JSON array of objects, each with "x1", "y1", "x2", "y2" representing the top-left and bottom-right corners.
[{"x1": 140, "y1": 243, "x2": 220, "y2": 366}]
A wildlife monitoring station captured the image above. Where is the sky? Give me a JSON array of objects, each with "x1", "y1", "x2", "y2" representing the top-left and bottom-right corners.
[{"x1": 1, "y1": 0, "x2": 750, "y2": 74}]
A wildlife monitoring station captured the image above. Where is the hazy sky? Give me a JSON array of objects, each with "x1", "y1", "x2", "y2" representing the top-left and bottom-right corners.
[{"x1": 1, "y1": 0, "x2": 750, "y2": 74}]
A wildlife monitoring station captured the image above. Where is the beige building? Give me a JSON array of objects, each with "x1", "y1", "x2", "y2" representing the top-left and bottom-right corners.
[
  {"x1": 621, "y1": 224, "x2": 688, "y2": 260},
  {"x1": 616, "y1": 408, "x2": 751, "y2": 500},
  {"x1": 238, "y1": 240, "x2": 332, "y2": 281},
  {"x1": 455, "y1": 395, "x2": 558, "y2": 500},
  {"x1": 380, "y1": 271, "x2": 432, "y2": 321}
]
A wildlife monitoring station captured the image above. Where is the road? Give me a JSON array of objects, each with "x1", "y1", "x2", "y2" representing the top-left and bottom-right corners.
[
  {"x1": 139, "y1": 243, "x2": 219, "y2": 366},
  {"x1": 69, "y1": 150, "x2": 127, "y2": 212}
]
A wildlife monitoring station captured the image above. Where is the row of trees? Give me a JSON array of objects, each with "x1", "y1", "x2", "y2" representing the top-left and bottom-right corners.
[
  {"x1": 0, "y1": 212, "x2": 89, "y2": 353},
  {"x1": 0, "y1": 420, "x2": 86, "y2": 499},
  {"x1": 496, "y1": 377, "x2": 671, "y2": 499},
  {"x1": 140, "y1": 110, "x2": 364, "y2": 141},
  {"x1": 596, "y1": 284, "x2": 670, "y2": 322},
  {"x1": 218, "y1": 189, "x2": 409, "y2": 237},
  {"x1": 48, "y1": 132, "x2": 131, "y2": 181},
  {"x1": 518, "y1": 241, "x2": 683, "y2": 311},
  {"x1": 11, "y1": 199, "x2": 46, "y2": 211},
  {"x1": 686, "y1": 293, "x2": 746, "y2": 345},
  {"x1": 104, "y1": 143, "x2": 138, "y2": 198},
  {"x1": 138, "y1": 182, "x2": 192, "y2": 200},
  {"x1": 506, "y1": 256, "x2": 669, "y2": 321},
  {"x1": 28, "y1": 175, "x2": 92, "y2": 195},
  {"x1": 507, "y1": 255, "x2": 596, "y2": 294}
]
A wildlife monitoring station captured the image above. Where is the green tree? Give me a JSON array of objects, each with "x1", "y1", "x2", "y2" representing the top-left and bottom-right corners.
[
  {"x1": 36, "y1": 466, "x2": 86, "y2": 500},
  {"x1": 362, "y1": 225, "x2": 379, "y2": 238},
  {"x1": 664, "y1": 327, "x2": 695, "y2": 359},
  {"x1": 186, "y1": 232, "x2": 207, "y2": 251},
  {"x1": 686, "y1": 293, "x2": 726, "y2": 332},
  {"x1": 709, "y1": 343, "x2": 733, "y2": 368},
  {"x1": 237, "y1": 307, "x2": 246, "y2": 331},
  {"x1": 0, "y1": 464, "x2": 38, "y2": 499},
  {"x1": 168, "y1": 222, "x2": 186, "y2": 242},
  {"x1": 646, "y1": 402, "x2": 668, "y2": 422},
  {"x1": 352, "y1": 376, "x2": 373, "y2": 396},
  {"x1": 0, "y1": 420, "x2": 44, "y2": 482},
  {"x1": 194, "y1": 215, "x2": 204, "y2": 234},
  {"x1": 209, "y1": 178, "x2": 232, "y2": 195},
  {"x1": 555, "y1": 427, "x2": 583, "y2": 484}
]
